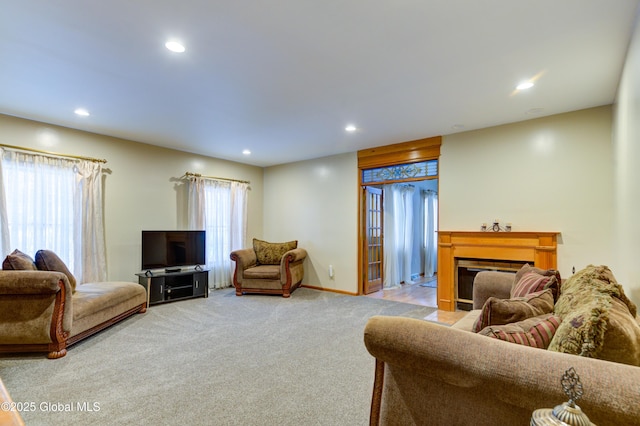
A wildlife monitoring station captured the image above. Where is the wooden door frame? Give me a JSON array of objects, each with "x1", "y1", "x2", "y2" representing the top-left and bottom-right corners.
[
  {"x1": 357, "y1": 136, "x2": 442, "y2": 295},
  {"x1": 363, "y1": 185, "x2": 383, "y2": 294}
]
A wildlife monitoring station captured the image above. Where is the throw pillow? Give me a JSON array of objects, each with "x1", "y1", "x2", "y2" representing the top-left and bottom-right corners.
[
  {"x1": 2, "y1": 249, "x2": 37, "y2": 270},
  {"x1": 548, "y1": 265, "x2": 640, "y2": 366},
  {"x1": 472, "y1": 289, "x2": 555, "y2": 333},
  {"x1": 478, "y1": 313, "x2": 561, "y2": 349},
  {"x1": 253, "y1": 238, "x2": 297, "y2": 265},
  {"x1": 35, "y1": 249, "x2": 77, "y2": 293},
  {"x1": 511, "y1": 264, "x2": 561, "y2": 301}
]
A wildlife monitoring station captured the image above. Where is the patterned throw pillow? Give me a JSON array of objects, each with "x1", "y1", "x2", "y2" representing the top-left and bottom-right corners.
[
  {"x1": 511, "y1": 264, "x2": 561, "y2": 301},
  {"x1": 253, "y1": 238, "x2": 298, "y2": 265},
  {"x1": 478, "y1": 313, "x2": 561, "y2": 349},
  {"x1": 548, "y1": 265, "x2": 640, "y2": 366},
  {"x1": 35, "y1": 249, "x2": 77, "y2": 293},
  {"x1": 472, "y1": 289, "x2": 555, "y2": 333},
  {"x1": 2, "y1": 249, "x2": 37, "y2": 270}
]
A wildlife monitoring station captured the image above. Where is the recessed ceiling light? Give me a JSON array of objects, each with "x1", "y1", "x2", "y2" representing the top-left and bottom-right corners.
[
  {"x1": 242, "y1": 149, "x2": 251, "y2": 155},
  {"x1": 165, "y1": 40, "x2": 186, "y2": 53},
  {"x1": 74, "y1": 108, "x2": 90, "y2": 116},
  {"x1": 516, "y1": 81, "x2": 534, "y2": 90},
  {"x1": 345, "y1": 124, "x2": 357, "y2": 132}
]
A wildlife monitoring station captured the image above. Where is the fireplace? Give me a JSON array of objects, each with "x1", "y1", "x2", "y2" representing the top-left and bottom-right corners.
[
  {"x1": 437, "y1": 231, "x2": 559, "y2": 311},
  {"x1": 455, "y1": 258, "x2": 527, "y2": 310}
]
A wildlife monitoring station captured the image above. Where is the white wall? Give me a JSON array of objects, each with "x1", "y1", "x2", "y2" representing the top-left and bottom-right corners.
[
  {"x1": 263, "y1": 153, "x2": 359, "y2": 294},
  {"x1": 613, "y1": 10, "x2": 640, "y2": 305},
  {"x1": 0, "y1": 114, "x2": 264, "y2": 282},
  {"x1": 262, "y1": 107, "x2": 617, "y2": 295},
  {"x1": 440, "y1": 106, "x2": 615, "y2": 282},
  {"x1": 2, "y1": 95, "x2": 631, "y2": 300}
]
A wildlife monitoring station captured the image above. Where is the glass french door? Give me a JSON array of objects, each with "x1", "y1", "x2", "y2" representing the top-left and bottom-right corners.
[{"x1": 363, "y1": 186, "x2": 383, "y2": 294}]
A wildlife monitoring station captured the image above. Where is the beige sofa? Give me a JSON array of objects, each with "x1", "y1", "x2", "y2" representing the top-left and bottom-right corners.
[
  {"x1": 364, "y1": 268, "x2": 640, "y2": 425},
  {"x1": 0, "y1": 270, "x2": 146, "y2": 359}
]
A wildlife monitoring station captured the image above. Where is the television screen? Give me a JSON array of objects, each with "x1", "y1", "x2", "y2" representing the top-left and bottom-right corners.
[{"x1": 142, "y1": 230, "x2": 205, "y2": 271}]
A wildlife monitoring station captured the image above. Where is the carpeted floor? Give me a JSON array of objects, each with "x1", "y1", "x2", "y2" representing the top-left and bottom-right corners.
[{"x1": 0, "y1": 287, "x2": 439, "y2": 425}]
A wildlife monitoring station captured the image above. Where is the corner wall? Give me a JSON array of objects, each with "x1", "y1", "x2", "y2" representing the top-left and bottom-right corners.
[
  {"x1": 263, "y1": 153, "x2": 359, "y2": 294},
  {"x1": 0, "y1": 114, "x2": 264, "y2": 282},
  {"x1": 613, "y1": 9, "x2": 640, "y2": 305}
]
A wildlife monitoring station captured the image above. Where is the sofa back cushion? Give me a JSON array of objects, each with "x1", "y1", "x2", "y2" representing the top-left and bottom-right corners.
[
  {"x1": 2, "y1": 249, "x2": 37, "y2": 270},
  {"x1": 35, "y1": 249, "x2": 77, "y2": 293},
  {"x1": 253, "y1": 238, "x2": 297, "y2": 265}
]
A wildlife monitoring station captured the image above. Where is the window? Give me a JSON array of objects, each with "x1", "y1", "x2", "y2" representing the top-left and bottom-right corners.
[
  {"x1": 187, "y1": 177, "x2": 248, "y2": 289},
  {"x1": 0, "y1": 148, "x2": 107, "y2": 283}
]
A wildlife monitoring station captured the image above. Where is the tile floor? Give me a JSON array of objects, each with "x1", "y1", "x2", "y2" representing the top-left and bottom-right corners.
[{"x1": 364, "y1": 275, "x2": 468, "y2": 325}]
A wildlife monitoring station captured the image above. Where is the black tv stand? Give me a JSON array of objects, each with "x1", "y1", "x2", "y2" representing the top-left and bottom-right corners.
[{"x1": 136, "y1": 269, "x2": 209, "y2": 306}]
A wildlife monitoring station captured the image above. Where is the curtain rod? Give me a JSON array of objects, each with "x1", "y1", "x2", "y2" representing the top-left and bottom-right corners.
[
  {"x1": 0, "y1": 143, "x2": 107, "y2": 163},
  {"x1": 184, "y1": 172, "x2": 250, "y2": 185}
]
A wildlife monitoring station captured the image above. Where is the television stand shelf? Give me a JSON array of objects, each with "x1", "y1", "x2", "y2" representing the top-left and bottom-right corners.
[{"x1": 136, "y1": 269, "x2": 209, "y2": 306}]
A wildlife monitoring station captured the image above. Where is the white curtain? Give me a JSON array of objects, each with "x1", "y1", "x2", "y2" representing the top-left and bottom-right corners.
[
  {"x1": 187, "y1": 176, "x2": 249, "y2": 290},
  {"x1": 0, "y1": 149, "x2": 10, "y2": 258},
  {"x1": 229, "y1": 181, "x2": 248, "y2": 255},
  {"x1": 383, "y1": 184, "x2": 415, "y2": 289},
  {"x1": 422, "y1": 189, "x2": 438, "y2": 278},
  {"x1": 0, "y1": 149, "x2": 106, "y2": 283},
  {"x1": 74, "y1": 161, "x2": 107, "y2": 283}
]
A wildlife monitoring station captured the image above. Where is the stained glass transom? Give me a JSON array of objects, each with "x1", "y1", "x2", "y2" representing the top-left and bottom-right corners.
[{"x1": 362, "y1": 160, "x2": 438, "y2": 184}]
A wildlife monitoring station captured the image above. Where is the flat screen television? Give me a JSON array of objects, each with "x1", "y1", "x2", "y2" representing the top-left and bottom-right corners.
[{"x1": 141, "y1": 230, "x2": 206, "y2": 271}]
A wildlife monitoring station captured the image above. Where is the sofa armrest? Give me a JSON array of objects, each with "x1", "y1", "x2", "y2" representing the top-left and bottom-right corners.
[
  {"x1": 281, "y1": 248, "x2": 307, "y2": 265},
  {"x1": 0, "y1": 270, "x2": 73, "y2": 344},
  {"x1": 364, "y1": 315, "x2": 640, "y2": 425},
  {"x1": 472, "y1": 270, "x2": 515, "y2": 309},
  {"x1": 230, "y1": 248, "x2": 257, "y2": 270},
  {"x1": 0, "y1": 270, "x2": 71, "y2": 295},
  {"x1": 279, "y1": 248, "x2": 307, "y2": 287}
]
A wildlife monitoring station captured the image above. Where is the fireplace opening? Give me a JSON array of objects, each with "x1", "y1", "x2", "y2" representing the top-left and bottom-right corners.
[{"x1": 455, "y1": 259, "x2": 527, "y2": 310}]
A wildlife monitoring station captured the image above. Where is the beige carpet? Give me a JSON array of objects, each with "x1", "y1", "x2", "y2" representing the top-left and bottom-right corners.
[{"x1": 0, "y1": 287, "x2": 439, "y2": 425}]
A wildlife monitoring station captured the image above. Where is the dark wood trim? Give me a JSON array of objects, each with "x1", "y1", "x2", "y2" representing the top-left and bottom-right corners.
[
  {"x1": 369, "y1": 358, "x2": 385, "y2": 426},
  {"x1": 47, "y1": 280, "x2": 70, "y2": 359},
  {"x1": 233, "y1": 282, "x2": 303, "y2": 298},
  {"x1": 65, "y1": 303, "x2": 147, "y2": 347},
  {"x1": 282, "y1": 252, "x2": 294, "y2": 297},
  {"x1": 0, "y1": 302, "x2": 147, "y2": 359}
]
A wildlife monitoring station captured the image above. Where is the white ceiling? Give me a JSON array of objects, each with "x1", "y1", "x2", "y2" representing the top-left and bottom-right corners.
[{"x1": 1, "y1": 1, "x2": 638, "y2": 167}]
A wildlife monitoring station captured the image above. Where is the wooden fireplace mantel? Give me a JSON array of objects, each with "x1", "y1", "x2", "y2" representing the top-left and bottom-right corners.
[{"x1": 437, "y1": 231, "x2": 559, "y2": 311}]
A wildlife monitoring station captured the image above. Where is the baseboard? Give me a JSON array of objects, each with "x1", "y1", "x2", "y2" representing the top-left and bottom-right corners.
[{"x1": 300, "y1": 284, "x2": 359, "y2": 296}]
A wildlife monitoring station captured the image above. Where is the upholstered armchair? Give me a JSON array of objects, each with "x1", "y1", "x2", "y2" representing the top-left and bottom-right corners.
[{"x1": 230, "y1": 239, "x2": 307, "y2": 297}]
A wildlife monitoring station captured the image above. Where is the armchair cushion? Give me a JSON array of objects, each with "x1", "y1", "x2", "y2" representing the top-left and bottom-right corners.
[
  {"x1": 253, "y1": 238, "x2": 297, "y2": 265},
  {"x1": 2, "y1": 249, "x2": 37, "y2": 271},
  {"x1": 243, "y1": 264, "x2": 280, "y2": 280},
  {"x1": 35, "y1": 250, "x2": 77, "y2": 293}
]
